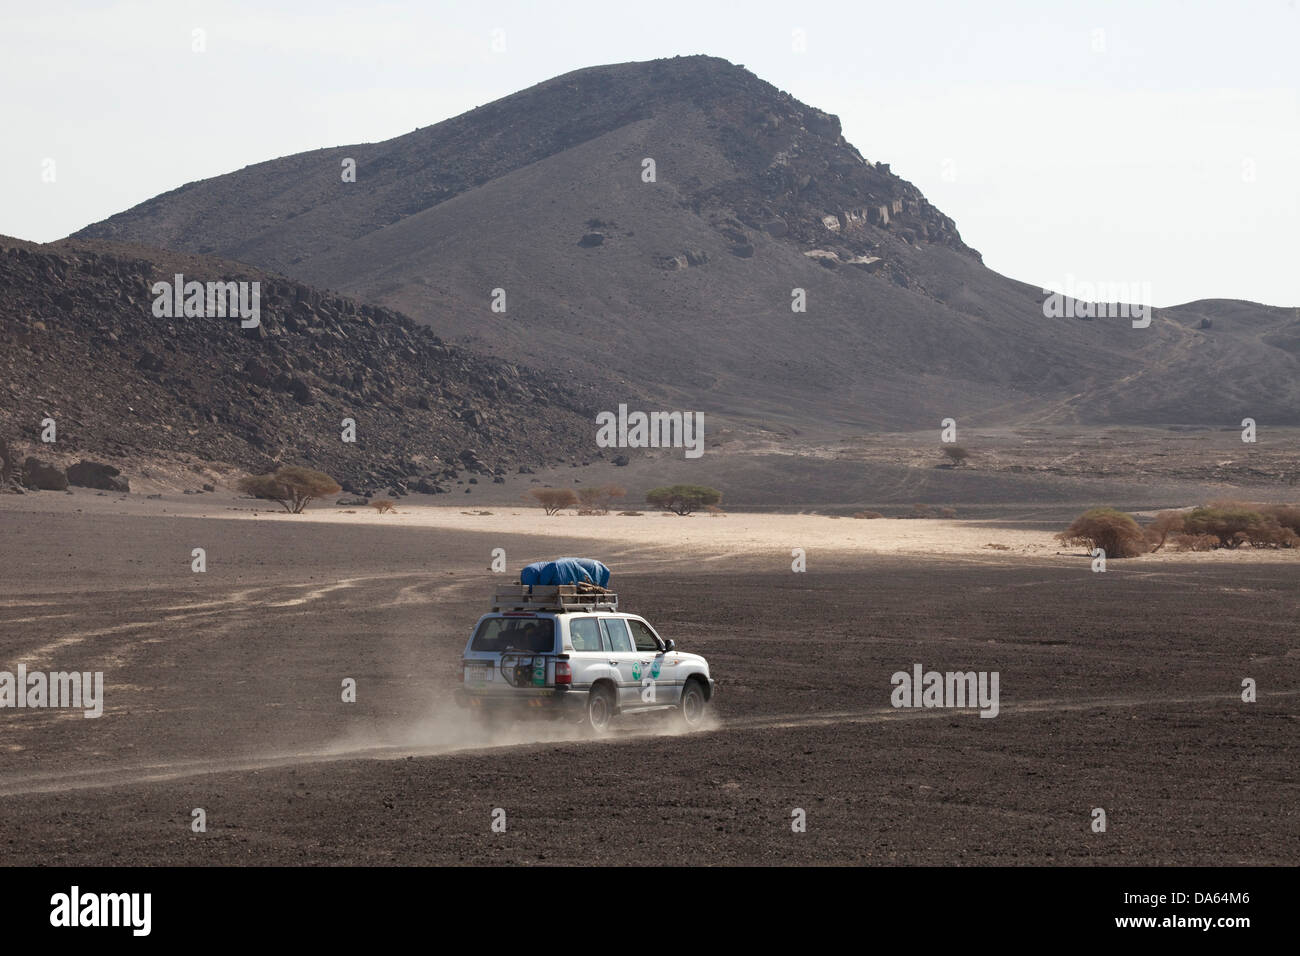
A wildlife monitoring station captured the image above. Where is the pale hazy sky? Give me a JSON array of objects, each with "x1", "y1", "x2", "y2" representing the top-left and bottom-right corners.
[{"x1": 2, "y1": 0, "x2": 1297, "y2": 306}]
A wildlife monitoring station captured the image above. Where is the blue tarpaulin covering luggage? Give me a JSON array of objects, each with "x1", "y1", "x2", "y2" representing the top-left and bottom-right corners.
[{"x1": 520, "y1": 558, "x2": 611, "y2": 588}]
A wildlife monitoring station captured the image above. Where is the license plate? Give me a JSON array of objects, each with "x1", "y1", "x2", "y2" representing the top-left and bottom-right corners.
[{"x1": 466, "y1": 665, "x2": 492, "y2": 684}]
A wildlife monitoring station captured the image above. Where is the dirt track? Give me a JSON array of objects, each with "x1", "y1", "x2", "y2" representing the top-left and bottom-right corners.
[{"x1": 1, "y1": 502, "x2": 1296, "y2": 864}]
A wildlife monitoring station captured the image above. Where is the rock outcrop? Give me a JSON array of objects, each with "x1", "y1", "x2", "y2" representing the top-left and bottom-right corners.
[
  {"x1": 67, "y1": 460, "x2": 130, "y2": 492},
  {"x1": 22, "y1": 457, "x2": 68, "y2": 491}
]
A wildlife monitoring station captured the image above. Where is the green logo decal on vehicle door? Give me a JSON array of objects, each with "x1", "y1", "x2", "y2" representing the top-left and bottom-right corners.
[
  {"x1": 631, "y1": 661, "x2": 642, "y2": 681},
  {"x1": 650, "y1": 660, "x2": 662, "y2": 679}
]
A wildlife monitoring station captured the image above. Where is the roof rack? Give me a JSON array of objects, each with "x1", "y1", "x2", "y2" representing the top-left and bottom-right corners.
[{"x1": 492, "y1": 584, "x2": 619, "y2": 613}]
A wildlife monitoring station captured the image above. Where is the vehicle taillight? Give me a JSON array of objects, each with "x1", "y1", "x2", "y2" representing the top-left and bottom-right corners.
[
  {"x1": 555, "y1": 661, "x2": 571, "y2": 686},
  {"x1": 459, "y1": 660, "x2": 466, "y2": 682}
]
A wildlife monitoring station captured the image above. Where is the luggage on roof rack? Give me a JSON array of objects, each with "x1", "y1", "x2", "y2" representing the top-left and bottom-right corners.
[
  {"x1": 519, "y1": 558, "x2": 611, "y2": 588},
  {"x1": 492, "y1": 583, "x2": 618, "y2": 613}
]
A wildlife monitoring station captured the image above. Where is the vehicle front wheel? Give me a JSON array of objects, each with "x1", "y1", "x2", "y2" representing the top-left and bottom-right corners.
[
  {"x1": 677, "y1": 680, "x2": 709, "y2": 729},
  {"x1": 585, "y1": 685, "x2": 615, "y2": 734}
]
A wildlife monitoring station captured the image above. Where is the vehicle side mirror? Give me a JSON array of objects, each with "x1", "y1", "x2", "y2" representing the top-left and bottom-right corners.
[{"x1": 663, "y1": 639, "x2": 676, "y2": 652}]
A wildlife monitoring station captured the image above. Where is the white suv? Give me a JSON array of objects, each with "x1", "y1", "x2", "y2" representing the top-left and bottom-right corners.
[{"x1": 456, "y1": 586, "x2": 715, "y2": 733}]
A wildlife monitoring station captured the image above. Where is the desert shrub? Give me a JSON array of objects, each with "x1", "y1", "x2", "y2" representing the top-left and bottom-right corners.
[
  {"x1": 853, "y1": 511, "x2": 884, "y2": 519},
  {"x1": 1170, "y1": 533, "x2": 1218, "y2": 552},
  {"x1": 528, "y1": 488, "x2": 578, "y2": 515},
  {"x1": 1181, "y1": 503, "x2": 1271, "y2": 549},
  {"x1": 1242, "y1": 520, "x2": 1293, "y2": 549},
  {"x1": 576, "y1": 484, "x2": 626, "y2": 515},
  {"x1": 236, "y1": 466, "x2": 341, "y2": 514},
  {"x1": 940, "y1": 445, "x2": 970, "y2": 466},
  {"x1": 1143, "y1": 510, "x2": 1185, "y2": 552},
  {"x1": 1260, "y1": 503, "x2": 1300, "y2": 536},
  {"x1": 1057, "y1": 507, "x2": 1148, "y2": 558},
  {"x1": 936, "y1": 506, "x2": 958, "y2": 518},
  {"x1": 645, "y1": 484, "x2": 721, "y2": 516},
  {"x1": 370, "y1": 499, "x2": 395, "y2": 514}
]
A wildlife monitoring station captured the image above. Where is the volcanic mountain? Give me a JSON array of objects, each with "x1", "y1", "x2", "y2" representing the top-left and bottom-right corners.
[{"x1": 77, "y1": 55, "x2": 1300, "y2": 430}]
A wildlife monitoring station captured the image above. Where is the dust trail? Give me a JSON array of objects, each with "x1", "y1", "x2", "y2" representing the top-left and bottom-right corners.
[{"x1": 0, "y1": 690, "x2": 1289, "y2": 798}]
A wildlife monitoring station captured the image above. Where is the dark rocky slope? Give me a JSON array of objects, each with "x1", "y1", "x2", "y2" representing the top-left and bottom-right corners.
[{"x1": 1, "y1": 236, "x2": 608, "y2": 493}]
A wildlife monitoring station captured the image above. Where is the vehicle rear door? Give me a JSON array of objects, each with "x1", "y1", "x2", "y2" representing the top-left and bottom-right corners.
[
  {"x1": 598, "y1": 617, "x2": 640, "y2": 708},
  {"x1": 566, "y1": 615, "x2": 612, "y2": 691}
]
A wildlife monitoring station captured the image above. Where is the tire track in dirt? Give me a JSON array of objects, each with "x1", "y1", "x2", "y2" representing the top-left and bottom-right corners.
[
  {"x1": 1, "y1": 689, "x2": 1291, "y2": 798},
  {"x1": 2, "y1": 572, "x2": 460, "y2": 665}
]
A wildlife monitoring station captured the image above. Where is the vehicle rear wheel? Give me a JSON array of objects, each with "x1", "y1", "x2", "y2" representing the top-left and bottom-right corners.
[
  {"x1": 677, "y1": 680, "x2": 708, "y2": 729},
  {"x1": 585, "y1": 685, "x2": 615, "y2": 734}
]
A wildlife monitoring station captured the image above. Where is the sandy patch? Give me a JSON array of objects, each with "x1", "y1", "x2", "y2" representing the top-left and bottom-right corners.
[
  {"x1": 0, "y1": 493, "x2": 1054, "y2": 557},
  {"x1": 5, "y1": 493, "x2": 1298, "y2": 564}
]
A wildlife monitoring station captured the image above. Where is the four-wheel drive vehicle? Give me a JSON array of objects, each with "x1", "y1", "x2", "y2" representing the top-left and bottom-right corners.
[{"x1": 456, "y1": 583, "x2": 715, "y2": 732}]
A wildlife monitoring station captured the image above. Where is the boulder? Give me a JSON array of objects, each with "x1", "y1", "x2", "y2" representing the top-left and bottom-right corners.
[
  {"x1": 804, "y1": 109, "x2": 842, "y2": 139},
  {"x1": 67, "y1": 460, "x2": 130, "y2": 492},
  {"x1": 846, "y1": 255, "x2": 884, "y2": 273},
  {"x1": 287, "y1": 377, "x2": 315, "y2": 405},
  {"x1": 243, "y1": 358, "x2": 273, "y2": 387},
  {"x1": 22, "y1": 457, "x2": 68, "y2": 491}
]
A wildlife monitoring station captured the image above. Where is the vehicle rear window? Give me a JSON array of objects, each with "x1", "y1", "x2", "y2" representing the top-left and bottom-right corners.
[
  {"x1": 569, "y1": 618, "x2": 603, "y2": 652},
  {"x1": 600, "y1": 618, "x2": 633, "y2": 653},
  {"x1": 471, "y1": 617, "x2": 555, "y2": 653}
]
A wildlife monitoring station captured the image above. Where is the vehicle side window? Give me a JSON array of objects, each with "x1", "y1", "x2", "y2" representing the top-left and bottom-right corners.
[
  {"x1": 628, "y1": 620, "x2": 661, "y2": 652},
  {"x1": 569, "y1": 618, "x2": 602, "y2": 652},
  {"x1": 600, "y1": 618, "x2": 633, "y2": 653}
]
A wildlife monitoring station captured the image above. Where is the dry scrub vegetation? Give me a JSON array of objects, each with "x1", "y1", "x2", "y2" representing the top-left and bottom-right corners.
[
  {"x1": 1059, "y1": 502, "x2": 1300, "y2": 558},
  {"x1": 236, "y1": 466, "x2": 340, "y2": 514},
  {"x1": 576, "y1": 484, "x2": 627, "y2": 515}
]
